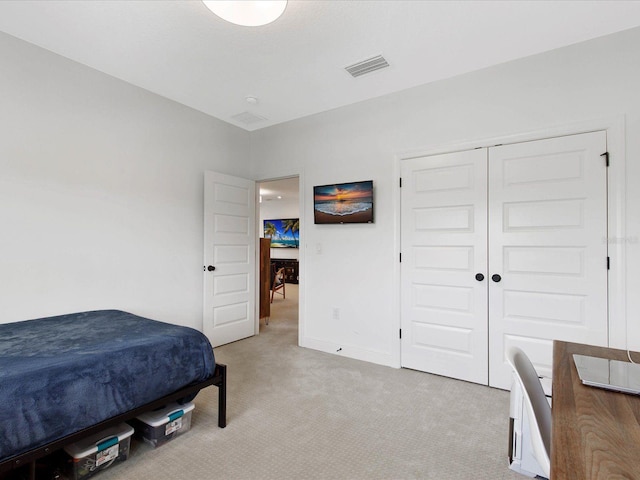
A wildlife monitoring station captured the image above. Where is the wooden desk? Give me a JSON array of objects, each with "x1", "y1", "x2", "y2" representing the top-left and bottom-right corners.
[{"x1": 552, "y1": 341, "x2": 640, "y2": 479}]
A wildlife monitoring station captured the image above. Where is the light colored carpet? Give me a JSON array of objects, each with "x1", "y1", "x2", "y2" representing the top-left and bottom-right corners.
[{"x1": 99, "y1": 284, "x2": 525, "y2": 480}]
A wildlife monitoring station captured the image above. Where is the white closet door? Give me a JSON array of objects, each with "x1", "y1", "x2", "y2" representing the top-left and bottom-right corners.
[
  {"x1": 401, "y1": 149, "x2": 489, "y2": 385},
  {"x1": 488, "y1": 131, "x2": 608, "y2": 390}
]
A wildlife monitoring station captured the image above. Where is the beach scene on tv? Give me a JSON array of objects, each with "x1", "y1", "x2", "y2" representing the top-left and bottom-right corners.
[
  {"x1": 314, "y1": 181, "x2": 374, "y2": 224},
  {"x1": 264, "y1": 218, "x2": 300, "y2": 248}
]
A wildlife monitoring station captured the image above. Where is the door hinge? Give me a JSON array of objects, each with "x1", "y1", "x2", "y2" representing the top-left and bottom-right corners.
[
  {"x1": 399, "y1": 252, "x2": 402, "y2": 263},
  {"x1": 607, "y1": 257, "x2": 610, "y2": 270},
  {"x1": 399, "y1": 328, "x2": 402, "y2": 339},
  {"x1": 399, "y1": 177, "x2": 402, "y2": 188},
  {"x1": 601, "y1": 152, "x2": 609, "y2": 167}
]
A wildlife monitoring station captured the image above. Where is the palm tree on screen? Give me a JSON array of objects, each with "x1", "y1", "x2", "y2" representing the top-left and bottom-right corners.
[
  {"x1": 264, "y1": 222, "x2": 277, "y2": 241},
  {"x1": 283, "y1": 219, "x2": 299, "y2": 248}
]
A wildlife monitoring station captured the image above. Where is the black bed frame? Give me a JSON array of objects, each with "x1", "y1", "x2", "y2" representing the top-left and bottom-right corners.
[{"x1": 0, "y1": 363, "x2": 227, "y2": 480}]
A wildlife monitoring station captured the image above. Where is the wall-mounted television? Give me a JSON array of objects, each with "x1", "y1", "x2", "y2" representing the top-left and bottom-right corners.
[
  {"x1": 263, "y1": 218, "x2": 299, "y2": 248},
  {"x1": 313, "y1": 180, "x2": 374, "y2": 224}
]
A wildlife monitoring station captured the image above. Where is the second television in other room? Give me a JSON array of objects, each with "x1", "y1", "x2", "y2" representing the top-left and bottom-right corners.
[
  {"x1": 264, "y1": 218, "x2": 300, "y2": 248},
  {"x1": 313, "y1": 180, "x2": 374, "y2": 224}
]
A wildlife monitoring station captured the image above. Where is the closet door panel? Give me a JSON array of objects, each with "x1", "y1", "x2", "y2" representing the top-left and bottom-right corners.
[
  {"x1": 488, "y1": 131, "x2": 608, "y2": 390},
  {"x1": 401, "y1": 149, "x2": 488, "y2": 385}
]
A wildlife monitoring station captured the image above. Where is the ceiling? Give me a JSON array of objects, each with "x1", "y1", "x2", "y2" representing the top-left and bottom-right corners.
[
  {"x1": 1, "y1": 1, "x2": 640, "y2": 132},
  {"x1": 259, "y1": 177, "x2": 299, "y2": 204}
]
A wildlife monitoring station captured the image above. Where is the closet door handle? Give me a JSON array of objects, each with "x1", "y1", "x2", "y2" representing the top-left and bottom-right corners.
[
  {"x1": 475, "y1": 273, "x2": 485, "y2": 281},
  {"x1": 491, "y1": 274, "x2": 502, "y2": 283},
  {"x1": 207, "y1": 265, "x2": 216, "y2": 272}
]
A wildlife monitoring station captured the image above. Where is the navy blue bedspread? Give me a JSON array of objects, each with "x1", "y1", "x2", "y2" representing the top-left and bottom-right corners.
[{"x1": 0, "y1": 310, "x2": 215, "y2": 461}]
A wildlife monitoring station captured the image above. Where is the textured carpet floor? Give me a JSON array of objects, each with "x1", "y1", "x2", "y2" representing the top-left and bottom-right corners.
[{"x1": 99, "y1": 284, "x2": 525, "y2": 480}]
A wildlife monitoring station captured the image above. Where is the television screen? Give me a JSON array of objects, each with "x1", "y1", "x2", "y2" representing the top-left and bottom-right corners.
[
  {"x1": 263, "y1": 218, "x2": 299, "y2": 248},
  {"x1": 313, "y1": 180, "x2": 374, "y2": 224}
]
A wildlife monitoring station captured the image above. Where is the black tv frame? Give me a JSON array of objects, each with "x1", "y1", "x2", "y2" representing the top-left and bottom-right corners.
[{"x1": 313, "y1": 180, "x2": 374, "y2": 224}]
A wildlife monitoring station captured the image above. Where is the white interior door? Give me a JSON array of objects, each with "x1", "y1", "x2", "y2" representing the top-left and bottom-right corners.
[
  {"x1": 488, "y1": 131, "x2": 608, "y2": 390},
  {"x1": 203, "y1": 171, "x2": 256, "y2": 348},
  {"x1": 400, "y1": 149, "x2": 489, "y2": 384}
]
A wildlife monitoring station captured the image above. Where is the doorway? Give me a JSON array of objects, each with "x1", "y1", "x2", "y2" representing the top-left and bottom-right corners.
[{"x1": 258, "y1": 177, "x2": 300, "y2": 336}]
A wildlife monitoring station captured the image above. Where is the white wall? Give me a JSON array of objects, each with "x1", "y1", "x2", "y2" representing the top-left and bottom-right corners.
[
  {"x1": 3, "y1": 26, "x2": 640, "y2": 363},
  {"x1": 250, "y1": 27, "x2": 640, "y2": 366},
  {"x1": 0, "y1": 32, "x2": 251, "y2": 329}
]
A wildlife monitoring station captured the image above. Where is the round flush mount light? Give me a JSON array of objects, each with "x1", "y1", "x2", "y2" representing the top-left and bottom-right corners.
[{"x1": 202, "y1": 1, "x2": 287, "y2": 27}]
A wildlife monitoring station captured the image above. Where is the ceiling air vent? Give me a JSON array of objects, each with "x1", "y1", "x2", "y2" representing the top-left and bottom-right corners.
[
  {"x1": 345, "y1": 55, "x2": 389, "y2": 78},
  {"x1": 231, "y1": 111, "x2": 267, "y2": 125}
]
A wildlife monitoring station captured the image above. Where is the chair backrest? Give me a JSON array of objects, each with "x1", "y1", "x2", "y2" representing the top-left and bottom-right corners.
[
  {"x1": 506, "y1": 346, "x2": 552, "y2": 477},
  {"x1": 270, "y1": 264, "x2": 284, "y2": 288},
  {"x1": 269, "y1": 263, "x2": 277, "y2": 286}
]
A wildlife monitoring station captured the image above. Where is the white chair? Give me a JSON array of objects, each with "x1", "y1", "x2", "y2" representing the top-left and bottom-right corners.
[{"x1": 506, "y1": 347, "x2": 552, "y2": 478}]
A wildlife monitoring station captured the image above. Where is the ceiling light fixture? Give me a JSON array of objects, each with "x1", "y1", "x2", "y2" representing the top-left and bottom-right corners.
[{"x1": 202, "y1": 1, "x2": 287, "y2": 27}]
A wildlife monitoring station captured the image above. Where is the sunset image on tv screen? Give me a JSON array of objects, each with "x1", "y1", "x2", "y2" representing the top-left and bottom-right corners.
[{"x1": 313, "y1": 180, "x2": 373, "y2": 224}]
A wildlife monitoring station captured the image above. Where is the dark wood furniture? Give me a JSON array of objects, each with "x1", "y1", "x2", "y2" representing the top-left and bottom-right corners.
[
  {"x1": 552, "y1": 341, "x2": 640, "y2": 479},
  {"x1": 0, "y1": 364, "x2": 226, "y2": 480},
  {"x1": 259, "y1": 238, "x2": 271, "y2": 322},
  {"x1": 271, "y1": 258, "x2": 298, "y2": 284}
]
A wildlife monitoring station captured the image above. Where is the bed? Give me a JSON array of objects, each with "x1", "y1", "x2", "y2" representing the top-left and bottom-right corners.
[{"x1": 0, "y1": 309, "x2": 226, "y2": 479}]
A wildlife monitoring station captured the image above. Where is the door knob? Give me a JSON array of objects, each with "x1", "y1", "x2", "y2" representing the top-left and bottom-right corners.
[
  {"x1": 207, "y1": 265, "x2": 216, "y2": 272},
  {"x1": 475, "y1": 273, "x2": 485, "y2": 281},
  {"x1": 491, "y1": 274, "x2": 502, "y2": 283}
]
